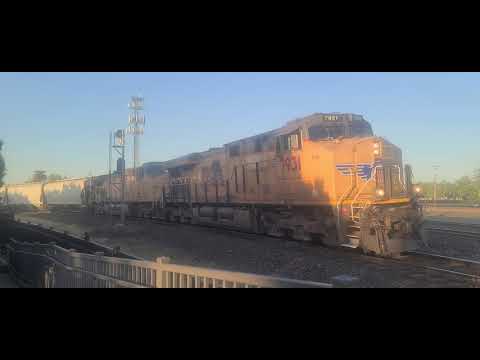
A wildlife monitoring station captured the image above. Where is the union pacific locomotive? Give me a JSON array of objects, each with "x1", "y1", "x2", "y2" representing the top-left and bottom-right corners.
[{"x1": 1, "y1": 113, "x2": 423, "y2": 257}]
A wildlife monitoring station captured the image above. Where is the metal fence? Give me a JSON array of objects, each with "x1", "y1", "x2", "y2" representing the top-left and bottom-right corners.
[{"x1": 6, "y1": 239, "x2": 332, "y2": 288}]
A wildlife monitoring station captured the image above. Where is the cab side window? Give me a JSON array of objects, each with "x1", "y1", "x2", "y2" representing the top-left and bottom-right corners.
[
  {"x1": 254, "y1": 138, "x2": 263, "y2": 153},
  {"x1": 288, "y1": 133, "x2": 300, "y2": 150},
  {"x1": 277, "y1": 130, "x2": 302, "y2": 152},
  {"x1": 229, "y1": 144, "x2": 240, "y2": 157}
]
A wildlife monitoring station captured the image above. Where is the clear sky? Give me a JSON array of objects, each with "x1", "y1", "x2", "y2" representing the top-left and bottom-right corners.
[{"x1": 1, "y1": 72, "x2": 478, "y2": 184}]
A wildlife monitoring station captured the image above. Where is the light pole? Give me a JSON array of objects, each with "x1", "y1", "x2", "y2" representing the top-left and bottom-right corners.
[{"x1": 433, "y1": 165, "x2": 440, "y2": 207}]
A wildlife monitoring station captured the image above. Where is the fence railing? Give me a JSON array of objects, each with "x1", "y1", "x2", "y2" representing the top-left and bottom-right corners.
[{"x1": 6, "y1": 239, "x2": 332, "y2": 288}]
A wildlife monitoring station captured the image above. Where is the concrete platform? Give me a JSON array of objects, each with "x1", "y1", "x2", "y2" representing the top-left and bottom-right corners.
[
  {"x1": 0, "y1": 258, "x2": 16, "y2": 288},
  {"x1": 0, "y1": 274, "x2": 17, "y2": 288}
]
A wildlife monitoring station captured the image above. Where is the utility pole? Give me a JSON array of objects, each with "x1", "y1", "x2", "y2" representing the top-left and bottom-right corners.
[{"x1": 433, "y1": 165, "x2": 440, "y2": 208}]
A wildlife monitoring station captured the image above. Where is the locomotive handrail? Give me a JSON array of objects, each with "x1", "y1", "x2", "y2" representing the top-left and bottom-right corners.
[
  {"x1": 393, "y1": 164, "x2": 408, "y2": 195},
  {"x1": 336, "y1": 167, "x2": 356, "y2": 235},
  {"x1": 350, "y1": 165, "x2": 382, "y2": 217}
]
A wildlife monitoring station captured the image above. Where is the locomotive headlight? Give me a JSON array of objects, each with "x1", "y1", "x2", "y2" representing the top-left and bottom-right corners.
[
  {"x1": 373, "y1": 149, "x2": 380, "y2": 155},
  {"x1": 376, "y1": 189, "x2": 385, "y2": 197},
  {"x1": 415, "y1": 186, "x2": 421, "y2": 193},
  {"x1": 373, "y1": 142, "x2": 381, "y2": 156}
]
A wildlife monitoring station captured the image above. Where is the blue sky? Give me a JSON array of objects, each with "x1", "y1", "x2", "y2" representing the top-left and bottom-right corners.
[{"x1": 1, "y1": 72, "x2": 479, "y2": 184}]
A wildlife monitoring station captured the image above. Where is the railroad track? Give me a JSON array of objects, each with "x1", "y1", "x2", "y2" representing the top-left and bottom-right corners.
[
  {"x1": 424, "y1": 220, "x2": 480, "y2": 233},
  {"x1": 401, "y1": 222, "x2": 480, "y2": 283},
  {"x1": 5, "y1": 218, "x2": 139, "y2": 259},
  {"x1": 397, "y1": 251, "x2": 480, "y2": 284},
  {"x1": 129, "y1": 215, "x2": 480, "y2": 284},
  {"x1": 421, "y1": 223, "x2": 480, "y2": 259},
  {"x1": 424, "y1": 227, "x2": 480, "y2": 239}
]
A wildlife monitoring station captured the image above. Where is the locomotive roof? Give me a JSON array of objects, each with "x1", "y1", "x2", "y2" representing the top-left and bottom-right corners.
[
  {"x1": 143, "y1": 113, "x2": 369, "y2": 170},
  {"x1": 285, "y1": 113, "x2": 366, "y2": 128},
  {"x1": 143, "y1": 147, "x2": 224, "y2": 171},
  {"x1": 225, "y1": 113, "x2": 369, "y2": 146}
]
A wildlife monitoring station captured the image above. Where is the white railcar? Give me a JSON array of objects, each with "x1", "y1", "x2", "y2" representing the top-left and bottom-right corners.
[{"x1": 43, "y1": 178, "x2": 87, "y2": 206}]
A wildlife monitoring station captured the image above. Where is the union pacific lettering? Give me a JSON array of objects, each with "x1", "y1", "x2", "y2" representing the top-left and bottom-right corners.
[{"x1": 282, "y1": 155, "x2": 301, "y2": 171}]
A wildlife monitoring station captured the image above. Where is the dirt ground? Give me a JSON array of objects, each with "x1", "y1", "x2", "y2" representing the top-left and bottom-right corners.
[{"x1": 13, "y1": 210, "x2": 475, "y2": 288}]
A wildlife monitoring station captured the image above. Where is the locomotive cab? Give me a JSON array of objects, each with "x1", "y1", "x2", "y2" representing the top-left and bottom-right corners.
[
  {"x1": 332, "y1": 134, "x2": 422, "y2": 257},
  {"x1": 277, "y1": 113, "x2": 423, "y2": 257}
]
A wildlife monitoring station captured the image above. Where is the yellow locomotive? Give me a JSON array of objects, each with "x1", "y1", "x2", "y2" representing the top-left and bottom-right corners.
[{"x1": 88, "y1": 112, "x2": 422, "y2": 257}]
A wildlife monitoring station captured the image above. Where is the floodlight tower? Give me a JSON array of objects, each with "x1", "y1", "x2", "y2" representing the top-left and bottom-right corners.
[{"x1": 127, "y1": 96, "x2": 145, "y2": 182}]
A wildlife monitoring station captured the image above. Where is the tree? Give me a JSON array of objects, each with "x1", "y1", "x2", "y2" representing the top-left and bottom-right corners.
[
  {"x1": 30, "y1": 170, "x2": 47, "y2": 183},
  {"x1": 474, "y1": 168, "x2": 480, "y2": 184},
  {"x1": 417, "y1": 177, "x2": 480, "y2": 202},
  {"x1": 0, "y1": 140, "x2": 5, "y2": 187},
  {"x1": 47, "y1": 174, "x2": 66, "y2": 181},
  {"x1": 418, "y1": 181, "x2": 434, "y2": 199},
  {"x1": 455, "y1": 176, "x2": 478, "y2": 201}
]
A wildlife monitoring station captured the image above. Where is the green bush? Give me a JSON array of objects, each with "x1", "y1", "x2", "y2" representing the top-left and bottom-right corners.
[{"x1": 418, "y1": 172, "x2": 480, "y2": 202}]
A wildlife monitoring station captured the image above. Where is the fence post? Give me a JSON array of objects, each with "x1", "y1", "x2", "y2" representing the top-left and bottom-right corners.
[
  {"x1": 95, "y1": 252, "x2": 104, "y2": 276},
  {"x1": 43, "y1": 265, "x2": 55, "y2": 288},
  {"x1": 156, "y1": 257, "x2": 171, "y2": 288},
  {"x1": 112, "y1": 246, "x2": 121, "y2": 257}
]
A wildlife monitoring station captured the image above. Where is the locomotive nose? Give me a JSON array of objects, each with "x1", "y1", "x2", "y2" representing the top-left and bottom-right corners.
[{"x1": 359, "y1": 204, "x2": 423, "y2": 257}]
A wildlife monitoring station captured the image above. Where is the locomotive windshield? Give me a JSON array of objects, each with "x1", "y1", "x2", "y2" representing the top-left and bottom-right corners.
[
  {"x1": 351, "y1": 121, "x2": 373, "y2": 136},
  {"x1": 309, "y1": 120, "x2": 373, "y2": 140},
  {"x1": 309, "y1": 124, "x2": 345, "y2": 140}
]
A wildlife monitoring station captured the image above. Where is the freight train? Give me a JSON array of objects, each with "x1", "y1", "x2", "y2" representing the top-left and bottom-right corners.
[{"x1": 0, "y1": 113, "x2": 423, "y2": 257}]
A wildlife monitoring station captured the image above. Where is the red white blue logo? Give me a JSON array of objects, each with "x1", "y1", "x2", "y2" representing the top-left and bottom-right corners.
[{"x1": 336, "y1": 160, "x2": 382, "y2": 181}]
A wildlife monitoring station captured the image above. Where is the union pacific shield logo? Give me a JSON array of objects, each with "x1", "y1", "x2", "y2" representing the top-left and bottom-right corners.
[{"x1": 336, "y1": 160, "x2": 382, "y2": 181}]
